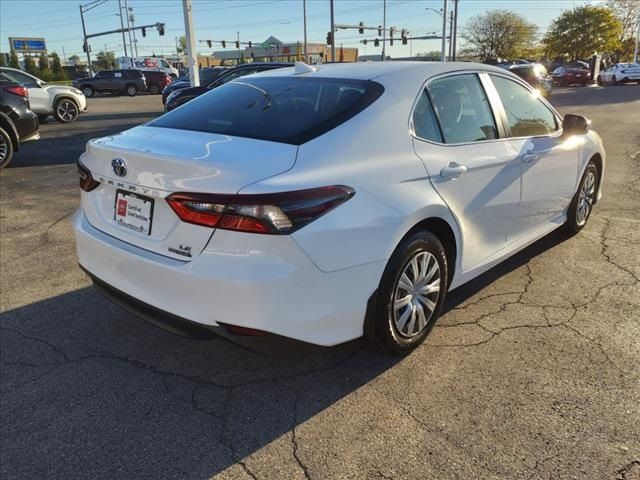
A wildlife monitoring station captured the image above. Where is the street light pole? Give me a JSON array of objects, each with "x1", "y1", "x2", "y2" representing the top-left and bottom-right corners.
[
  {"x1": 182, "y1": 0, "x2": 199, "y2": 86},
  {"x1": 441, "y1": 0, "x2": 448, "y2": 62},
  {"x1": 129, "y1": 8, "x2": 138, "y2": 57},
  {"x1": 79, "y1": 5, "x2": 92, "y2": 74},
  {"x1": 117, "y1": 0, "x2": 128, "y2": 59},
  {"x1": 382, "y1": 0, "x2": 386, "y2": 61},
  {"x1": 452, "y1": 0, "x2": 459, "y2": 61},
  {"x1": 123, "y1": 0, "x2": 134, "y2": 65},
  {"x1": 634, "y1": 19, "x2": 639, "y2": 64},
  {"x1": 330, "y1": 0, "x2": 336, "y2": 62},
  {"x1": 303, "y1": 0, "x2": 308, "y2": 61}
]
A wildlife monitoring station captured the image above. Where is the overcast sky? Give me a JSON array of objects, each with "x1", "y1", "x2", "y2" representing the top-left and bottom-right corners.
[{"x1": 1, "y1": 0, "x2": 601, "y2": 59}]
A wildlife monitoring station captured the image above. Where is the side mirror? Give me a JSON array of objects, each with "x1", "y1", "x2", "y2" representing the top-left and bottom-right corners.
[{"x1": 562, "y1": 114, "x2": 590, "y2": 136}]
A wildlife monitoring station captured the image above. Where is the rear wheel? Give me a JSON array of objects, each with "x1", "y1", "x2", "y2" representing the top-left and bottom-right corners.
[
  {"x1": 125, "y1": 84, "x2": 138, "y2": 96},
  {"x1": 565, "y1": 162, "x2": 598, "y2": 235},
  {"x1": 149, "y1": 84, "x2": 160, "y2": 94},
  {"x1": 373, "y1": 230, "x2": 448, "y2": 355},
  {"x1": 612, "y1": 75, "x2": 618, "y2": 84},
  {"x1": 53, "y1": 98, "x2": 79, "y2": 123},
  {"x1": 0, "y1": 127, "x2": 14, "y2": 169},
  {"x1": 81, "y1": 85, "x2": 94, "y2": 97},
  {"x1": 597, "y1": 75, "x2": 602, "y2": 86}
]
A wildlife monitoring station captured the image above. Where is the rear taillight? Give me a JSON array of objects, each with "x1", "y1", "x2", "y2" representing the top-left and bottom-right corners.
[
  {"x1": 78, "y1": 162, "x2": 99, "y2": 192},
  {"x1": 166, "y1": 186, "x2": 354, "y2": 234},
  {"x1": 3, "y1": 85, "x2": 28, "y2": 98}
]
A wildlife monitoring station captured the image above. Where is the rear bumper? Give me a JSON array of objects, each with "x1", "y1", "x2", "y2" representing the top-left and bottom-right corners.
[{"x1": 73, "y1": 209, "x2": 384, "y2": 347}]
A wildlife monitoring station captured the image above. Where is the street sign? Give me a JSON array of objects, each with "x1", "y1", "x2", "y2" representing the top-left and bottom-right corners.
[{"x1": 9, "y1": 37, "x2": 47, "y2": 53}]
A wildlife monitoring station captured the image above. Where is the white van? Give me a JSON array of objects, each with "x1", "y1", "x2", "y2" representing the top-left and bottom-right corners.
[{"x1": 117, "y1": 57, "x2": 179, "y2": 78}]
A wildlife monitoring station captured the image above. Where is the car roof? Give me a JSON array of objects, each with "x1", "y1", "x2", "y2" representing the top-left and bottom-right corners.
[{"x1": 254, "y1": 61, "x2": 514, "y2": 81}]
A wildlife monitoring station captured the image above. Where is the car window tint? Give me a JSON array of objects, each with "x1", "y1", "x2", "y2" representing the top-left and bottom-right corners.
[
  {"x1": 100, "y1": 71, "x2": 115, "y2": 79},
  {"x1": 213, "y1": 69, "x2": 258, "y2": 87},
  {"x1": 412, "y1": 90, "x2": 443, "y2": 143},
  {"x1": 151, "y1": 77, "x2": 384, "y2": 145},
  {"x1": 491, "y1": 75, "x2": 558, "y2": 137},
  {"x1": 427, "y1": 74, "x2": 497, "y2": 144},
  {"x1": 4, "y1": 70, "x2": 35, "y2": 85}
]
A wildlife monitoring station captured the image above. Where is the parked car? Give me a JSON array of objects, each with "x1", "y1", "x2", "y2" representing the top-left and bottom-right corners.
[
  {"x1": 551, "y1": 66, "x2": 590, "y2": 86},
  {"x1": 161, "y1": 67, "x2": 228, "y2": 105},
  {"x1": 74, "y1": 62, "x2": 605, "y2": 354},
  {"x1": 0, "y1": 79, "x2": 39, "y2": 168},
  {"x1": 72, "y1": 70, "x2": 147, "y2": 97},
  {"x1": 144, "y1": 71, "x2": 172, "y2": 95},
  {"x1": 597, "y1": 63, "x2": 640, "y2": 85},
  {"x1": 506, "y1": 63, "x2": 553, "y2": 97},
  {"x1": 0, "y1": 67, "x2": 87, "y2": 123},
  {"x1": 164, "y1": 63, "x2": 292, "y2": 111},
  {"x1": 117, "y1": 57, "x2": 179, "y2": 78}
]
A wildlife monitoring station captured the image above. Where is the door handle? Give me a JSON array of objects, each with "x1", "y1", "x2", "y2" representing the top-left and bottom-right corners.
[
  {"x1": 521, "y1": 152, "x2": 539, "y2": 163},
  {"x1": 440, "y1": 162, "x2": 468, "y2": 179}
]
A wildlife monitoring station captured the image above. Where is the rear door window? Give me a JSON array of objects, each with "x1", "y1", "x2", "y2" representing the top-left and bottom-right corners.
[
  {"x1": 412, "y1": 90, "x2": 443, "y2": 143},
  {"x1": 426, "y1": 74, "x2": 498, "y2": 144},
  {"x1": 490, "y1": 75, "x2": 558, "y2": 137},
  {"x1": 151, "y1": 77, "x2": 384, "y2": 145}
]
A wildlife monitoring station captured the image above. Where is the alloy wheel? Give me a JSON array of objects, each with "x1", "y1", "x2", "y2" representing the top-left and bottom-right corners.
[
  {"x1": 0, "y1": 135, "x2": 7, "y2": 163},
  {"x1": 576, "y1": 170, "x2": 596, "y2": 226},
  {"x1": 393, "y1": 251, "x2": 441, "y2": 338},
  {"x1": 57, "y1": 100, "x2": 78, "y2": 122}
]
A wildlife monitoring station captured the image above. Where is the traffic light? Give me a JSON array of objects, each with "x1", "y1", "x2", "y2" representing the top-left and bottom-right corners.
[
  {"x1": 401, "y1": 29, "x2": 408, "y2": 45},
  {"x1": 207, "y1": 40, "x2": 212, "y2": 48},
  {"x1": 221, "y1": 40, "x2": 226, "y2": 48},
  {"x1": 248, "y1": 41, "x2": 252, "y2": 48},
  {"x1": 141, "y1": 27, "x2": 146, "y2": 37},
  {"x1": 82, "y1": 42, "x2": 91, "y2": 53},
  {"x1": 235, "y1": 41, "x2": 239, "y2": 48},
  {"x1": 358, "y1": 21, "x2": 364, "y2": 34},
  {"x1": 377, "y1": 25, "x2": 382, "y2": 36},
  {"x1": 389, "y1": 27, "x2": 394, "y2": 46},
  {"x1": 326, "y1": 31, "x2": 333, "y2": 45},
  {"x1": 156, "y1": 23, "x2": 165, "y2": 36},
  {"x1": 374, "y1": 38, "x2": 379, "y2": 47},
  {"x1": 362, "y1": 39, "x2": 367, "y2": 45}
]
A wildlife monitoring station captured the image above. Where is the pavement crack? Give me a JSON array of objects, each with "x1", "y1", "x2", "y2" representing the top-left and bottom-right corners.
[
  {"x1": 616, "y1": 460, "x2": 640, "y2": 480},
  {"x1": 291, "y1": 392, "x2": 312, "y2": 480}
]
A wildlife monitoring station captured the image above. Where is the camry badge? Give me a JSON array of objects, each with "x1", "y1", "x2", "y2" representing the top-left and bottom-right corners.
[{"x1": 111, "y1": 158, "x2": 127, "y2": 177}]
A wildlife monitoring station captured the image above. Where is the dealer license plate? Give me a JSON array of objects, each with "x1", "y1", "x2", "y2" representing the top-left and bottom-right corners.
[{"x1": 114, "y1": 190, "x2": 154, "y2": 235}]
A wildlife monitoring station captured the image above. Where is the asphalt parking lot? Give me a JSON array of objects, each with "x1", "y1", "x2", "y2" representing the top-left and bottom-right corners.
[{"x1": 1, "y1": 85, "x2": 639, "y2": 480}]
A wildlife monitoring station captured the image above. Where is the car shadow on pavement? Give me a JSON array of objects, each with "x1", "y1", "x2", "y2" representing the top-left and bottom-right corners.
[{"x1": 0, "y1": 227, "x2": 569, "y2": 479}]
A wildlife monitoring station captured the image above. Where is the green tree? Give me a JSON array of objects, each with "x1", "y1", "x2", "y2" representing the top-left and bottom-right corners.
[
  {"x1": 0, "y1": 54, "x2": 6, "y2": 67},
  {"x1": 544, "y1": 5, "x2": 623, "y2": 60},
  {"x1": 69, "y1": 54, "x2": 80, "y2": 64},
  {"x1": 38, "y1": 52, "x2": 49, "y2": 73},
  {"x1": 23, "y1": 55, "x2": 38, "y2": 76},
  {"x1": 177, "y1": 35, "x2": 187, "y2": 54},
  {"x1": 607, "y1": 0, "x2": 640, "y2": 61},
  {"x1": 464, "y1": 10, "x2": 538, "y2": 62},
  {"x1": 415, "y1": 50, "x2": 442, "y2": 59},
  {"x1": 9, "y1": 50, "x2": 20, "y2": 69},
  {"x1": 50, "y1": 52, "x2": 65, "y2": 80},
  {"x1": 96, "y1": 50, "x2": 116, "y2": 70}
]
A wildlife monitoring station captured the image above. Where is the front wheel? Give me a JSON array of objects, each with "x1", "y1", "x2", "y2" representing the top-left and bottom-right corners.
[
  {"x1": 149, "y1": 84, "x2": 160, "y2": 94},
  {"x1": 125, "y1": 84, "x2": 138, "y2": 96},
  {"x1": 0, "y1": 127, "x2": 14, "y2": 169},
  {"x1": 81, "y1": 86, "x2": 94, "y2": 97},
  {"x1": 373, "y1": 230, "x2": 448, "y2": 355},
  {"x1": 54, "y1": 98, "x2": 79, "y2": 123},
  {"x1": 565, "y1": 162, "x2": 598, "y2": 235},
  {"x1": 597, "y1": 75, "x2": 602, "y2": 86}
]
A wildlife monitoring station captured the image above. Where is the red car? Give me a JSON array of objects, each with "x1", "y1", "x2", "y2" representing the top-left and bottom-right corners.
[
  {"x1": 143, "y1": 71, "x2": 173, "y2": 95},
  {"x1": 551, "y1": 67, "x2": 590, "y2": 86}
]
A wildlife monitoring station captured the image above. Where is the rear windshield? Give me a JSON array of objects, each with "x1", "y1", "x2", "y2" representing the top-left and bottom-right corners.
[{"x1": 150, "y1": 76, "x2": 384, "y2": 145}]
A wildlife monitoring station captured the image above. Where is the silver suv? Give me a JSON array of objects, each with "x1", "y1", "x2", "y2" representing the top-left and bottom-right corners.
[{"x1": 0, "y1": 67, "x2": 88, "y2": 123}]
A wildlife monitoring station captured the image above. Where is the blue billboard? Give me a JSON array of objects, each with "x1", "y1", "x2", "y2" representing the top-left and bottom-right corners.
[{"x1": 9, "y1": 37, "x2": 47, "y2": 53}]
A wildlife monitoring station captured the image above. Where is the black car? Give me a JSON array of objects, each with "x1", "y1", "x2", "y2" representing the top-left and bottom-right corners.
[
  {"x1": 72, "y1": 70, "x2": 147, "y2": 97},
  {"x1": 165, "y1": 63, "x2": 293, "y2": 111},
  {"x1": 161, "y1": 67, "x2": 229, "y2": 104},
  {"x1": 0, "y1": 78, "x2": 39, "y2": 168},
  {"x1": 507, "y1": 64, "x2": 553, "y2": 98}
]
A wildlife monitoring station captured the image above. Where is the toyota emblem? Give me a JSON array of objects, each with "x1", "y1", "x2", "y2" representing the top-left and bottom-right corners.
[{"x1": 111, "y1": 158, "x2": 127, "y2": 177}]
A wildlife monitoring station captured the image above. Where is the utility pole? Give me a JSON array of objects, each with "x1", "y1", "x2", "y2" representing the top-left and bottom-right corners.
[
  {"x1": 441, "y1": 0, "x2": 448, "y2": 62},
  {"x1": 124, "y1": 0, "x2": 134, "y2": 65},
  {"x1": 448, "y1": 10, "x2": 454, "y2": 61},
  {"x1": 330, "y1": 0, "x2": 336, "y2": 62},
  {"x1": 303, "y1": 0, "x2": 308, "y2": 61},
  {"x1": 452, "y1": 0, "x2": 459, "y2": 61},
  {"x1": 634, "y1": 19, "x2": 639, "y2": 63},
  {"x1": 237, "y1": 31, "x2": 241, "y2": 64},
  {"x1": 62, "y1": 46, "x2": 66, "y2": 64},
  {"x1": 182, "y1": 0, "x2": 199, "y2": 86},
  {"x1": 79, "y1": 4, "x2": 92, "y2": 75},
  {"x1": 382, "y1": 0, "x2": 386, "y2": 61},
  {"x1": 129, "y1": 7, "x2": 138, "y2": 57},
  {"x1": 118, "y1": 0, "x2": 128, "y2": 59}
]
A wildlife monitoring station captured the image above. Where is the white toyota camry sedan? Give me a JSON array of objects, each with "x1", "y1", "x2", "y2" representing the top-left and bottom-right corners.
[{"x1": 73, "y1": 61, "x2": 605, "y2": 354}]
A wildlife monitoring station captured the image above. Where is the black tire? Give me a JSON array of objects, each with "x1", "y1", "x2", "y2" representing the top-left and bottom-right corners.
[
  {"x1": 565, "y1": 161, "x2": 598, "y2": 235},
  {"x1": 148, "y1": 84, "x2": 160, "y2": 94},
  {"x1": 0, "y1": 127, "x2": 14, "y2": 169},
  {"x1": 125, "y1": 84, "x2": 138, "y2": 97},
  {"x1": 81, "y1": 85, "x2": 94, "y2": 97},
  {"x1": 612, "y1": 75, "x2": 618, "y2": 84},
  {"x1": 37, "y1": 114, "x2": 48, "y2": 123},
  {"x1": 597, "y1": 75, "x2": 602, "y2": 86},
  {"x1": 53, "y1": 98, "x2": 79, "y2": 123},
  {"x1": 373, "y1": 230, "x2": 449, "y2": 355}
]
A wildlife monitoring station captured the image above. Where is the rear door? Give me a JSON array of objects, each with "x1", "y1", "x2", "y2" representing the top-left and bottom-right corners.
[
  {"x1": 489, "y1": 73, "x2": 578, "y2": 239},
  {"x1": 411, "y1": 72, "x2": 522, "y2": 271},
  {"x1": 4, "y1": 69, "x2": 49, "y2": 114}
]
